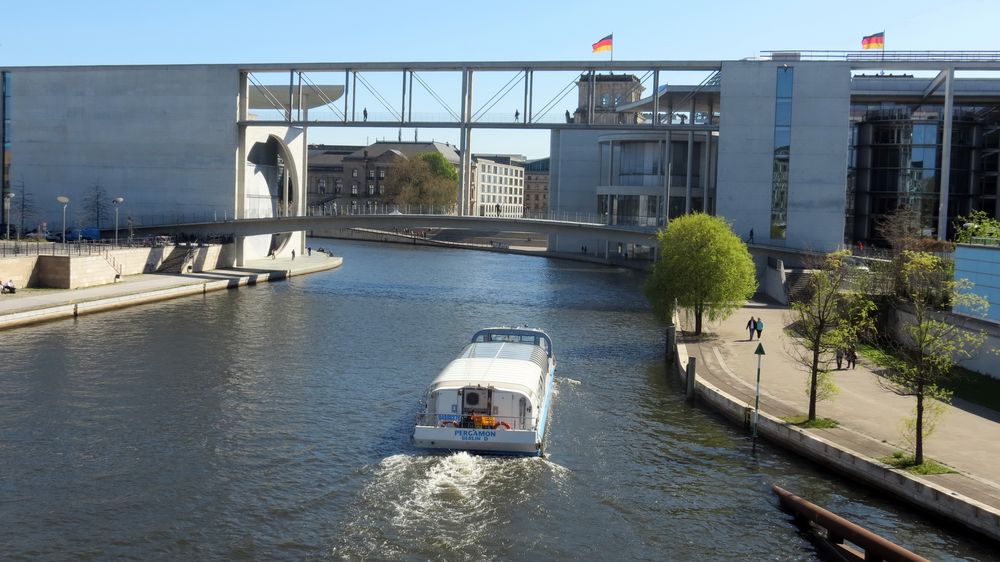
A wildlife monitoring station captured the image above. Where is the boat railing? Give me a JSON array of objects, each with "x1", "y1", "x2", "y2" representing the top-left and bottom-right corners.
[{"x1": 416, "y1": 413, "x2": 531, "y2": 431}]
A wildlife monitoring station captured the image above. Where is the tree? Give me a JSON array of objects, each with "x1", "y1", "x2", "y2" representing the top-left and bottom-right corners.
[
  {"x1": 644, "y1": 213, "x2": 757, "y2": 334},
  {"x1": 954, "y1": 209, "x2": 1000, "y2": 243},
  {"x1": 788, "y1": 251, "x2": 875, "y2": 421},
  {"x1": 383, "y1": 153, "x2": 458, "y2": 209},
  {"x1": 879, "y1": 251, "x2": 988, "y2": 465},
  {"x1": 82, "y1": 183, "x2": 111, "y2": 229},
  {"x1": 419, "y1": 152, "x2": 458, "y2": 182}
]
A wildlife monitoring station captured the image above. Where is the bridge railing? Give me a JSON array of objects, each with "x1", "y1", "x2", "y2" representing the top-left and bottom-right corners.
[{"x1": 91, "y1": 205, "x2": 663, "y2": 233}]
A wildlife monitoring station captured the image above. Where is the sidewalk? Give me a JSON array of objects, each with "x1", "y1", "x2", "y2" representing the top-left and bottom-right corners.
[
  {"x1": 678, "y1": 300, "x2": 1000, "y2": 536},
  {"x1": 0, "y1": 254, "x2": 342, "y2": 329}
]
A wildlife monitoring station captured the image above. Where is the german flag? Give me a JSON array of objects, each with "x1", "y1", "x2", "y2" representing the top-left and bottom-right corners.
[
  {"x1": 592, "y1": 34, "x2": 613, "y2": 53},
  {"x1": 861, "y1": 32, "x2": 885, "y2": 50}
]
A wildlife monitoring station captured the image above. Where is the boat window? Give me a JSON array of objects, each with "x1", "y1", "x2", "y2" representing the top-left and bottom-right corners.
[{"x1": 465, "y1": 392, "x2": 480, "y2": 406}]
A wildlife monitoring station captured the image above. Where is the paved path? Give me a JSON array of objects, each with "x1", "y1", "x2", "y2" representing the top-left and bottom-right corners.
[
  {"x1": 679, "y1": 300, "x2": 1000, "y2": 511},
  {"x1": 0, "y1": 254, "x2": 341, "y2": 323}
]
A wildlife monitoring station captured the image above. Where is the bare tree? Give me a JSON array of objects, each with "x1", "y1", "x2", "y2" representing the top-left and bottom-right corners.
[
  {"x1": 787, "y1": 251, "x2": 876, "y2": 421},
  {"x1": 82, "y1": 183, "x2": 110, "y2": 229}
]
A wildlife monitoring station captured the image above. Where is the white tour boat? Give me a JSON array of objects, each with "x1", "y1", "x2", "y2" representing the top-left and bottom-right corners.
[{"x1": 412, "y1": 327, "x2": 556, "y2": 456}]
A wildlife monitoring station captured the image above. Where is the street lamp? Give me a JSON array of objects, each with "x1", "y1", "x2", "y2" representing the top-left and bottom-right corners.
[
  {"x1": 3, "y1": 192, "x2": 14, "y2": 240},
  {"x1": 56, "y1": 195, "x2": 69, "y2": 243},
  {"x1": 112, "y1": 197, "x2": 125, "y2": 246}
]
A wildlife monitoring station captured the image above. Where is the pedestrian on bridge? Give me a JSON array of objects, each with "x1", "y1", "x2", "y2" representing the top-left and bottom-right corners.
[
  {"x1": 755, "y1": 317, "x2": 764, "y2": 340},
  {"x1": 515, "y1": 110, "x2": 520, "y2": 122},
  {"x1": 291, "y1": 249, "x2": 295, "y2": 260},
  {"x1": 746, "y1": 316, "x2": 756, "y2": 341}
]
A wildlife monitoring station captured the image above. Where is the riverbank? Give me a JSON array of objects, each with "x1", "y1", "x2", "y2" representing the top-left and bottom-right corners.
[
  {"x1": 0, "y1": 254, "x2": 342, "y2": 330},
  {"x1": 673, "y1": 301, "x2": 1000, "y2": 543}
]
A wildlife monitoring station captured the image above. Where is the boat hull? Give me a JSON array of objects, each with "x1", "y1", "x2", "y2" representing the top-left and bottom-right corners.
[{"x1": 412, "y1": 426, "x2": 541, "y2": 455}]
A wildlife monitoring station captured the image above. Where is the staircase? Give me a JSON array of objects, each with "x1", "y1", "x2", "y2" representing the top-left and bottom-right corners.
[
  {"x1": 155, "y1": 247, "x2": 195, "y2": 274},
  {"x1": 783, "y1": 269, "x2": 814, "y2": 303}
]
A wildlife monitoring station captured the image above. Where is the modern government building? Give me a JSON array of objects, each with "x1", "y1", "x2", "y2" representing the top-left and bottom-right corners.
[{"x1": 3, "y1": 54, "x2": 1000, "y2": 261}]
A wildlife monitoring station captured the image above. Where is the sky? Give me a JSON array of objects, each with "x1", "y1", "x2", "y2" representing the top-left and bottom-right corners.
[{"x1": 3, "y1": 0, "x2": 999, "y2": 158}]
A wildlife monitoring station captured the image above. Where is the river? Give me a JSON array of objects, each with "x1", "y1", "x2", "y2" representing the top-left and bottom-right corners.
[{"x1": 0, "y1": 239, "x2": 995, "y2": 560}]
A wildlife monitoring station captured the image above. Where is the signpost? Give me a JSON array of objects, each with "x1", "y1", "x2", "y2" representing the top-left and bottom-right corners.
[{"x1": 752, "y1": 342, "x2": 765, "y2": 454}]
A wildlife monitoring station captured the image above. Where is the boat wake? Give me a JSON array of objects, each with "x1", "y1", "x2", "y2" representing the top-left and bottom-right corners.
[{"x1": 331, "y1": 452, "x2": 569, "y2": 560}]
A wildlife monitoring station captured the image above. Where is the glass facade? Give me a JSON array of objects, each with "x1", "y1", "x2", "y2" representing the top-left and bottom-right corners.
[
  {"x1": 849, "y1": 102, "x2": 998, "y2": 241},
  {"x1": 770, "y1": 67, "x2": 793, "y2": 239},
  {"x1": 1, "y1": 72, "x2": 10, "y2": 229}
]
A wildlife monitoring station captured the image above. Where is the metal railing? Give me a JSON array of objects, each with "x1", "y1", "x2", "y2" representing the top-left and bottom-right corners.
[
  {"x1": 415, "y1": 413, "x2": 531, "y2": 431},
  {"x1": 969, "y1": 236, "x2": 1000, "y2": 247},
  {"x1": 761, "y1": 50, "x2": 1000, "y2": 62}
]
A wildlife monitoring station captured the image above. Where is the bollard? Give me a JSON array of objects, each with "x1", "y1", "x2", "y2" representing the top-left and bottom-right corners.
[
  {"x1": 685, "y1": 356, "x2": 696, "y2": 400},
  {"x1": 664, "y1": 324, "x2": 676, "y2": 366}
]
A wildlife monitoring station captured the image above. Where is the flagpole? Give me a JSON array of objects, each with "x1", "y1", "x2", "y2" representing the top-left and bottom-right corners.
[{"x1": 610, "y1": 33, "x2": 614, "y2": 63}]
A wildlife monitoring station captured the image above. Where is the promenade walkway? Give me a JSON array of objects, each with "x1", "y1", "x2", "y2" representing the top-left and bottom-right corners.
[
  {"x1": 679, "y1": 300, "x2": 1000, "y2": 537},
  {"x1": 0, "y1": 254, "x2": 341, "y2": 329}
]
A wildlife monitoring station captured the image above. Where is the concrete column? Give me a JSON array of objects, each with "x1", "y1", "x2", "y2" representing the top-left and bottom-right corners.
[
  {"x1": 458, "y1": 69, "x2": 469, "y2": 216},
  {"x1": 702, "y1": 132, "x2": 711, "y2": 212},
  {"x1": 685, "y1": 131, "x2": 694, "y2": 214},
  {"x1": 652, "y1": 70, "x2": 660, "y2": 125},
  {"x1": 937, "y1": 67, "x2": 955, "y2": 240},
  {"x1": 686, "y1": 356, "x2": 696, "y2": 400}
]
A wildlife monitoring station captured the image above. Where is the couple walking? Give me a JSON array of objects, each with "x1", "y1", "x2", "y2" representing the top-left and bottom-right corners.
[{"x1": 746, "y1": 315, "x2": 764, "y2": 341}]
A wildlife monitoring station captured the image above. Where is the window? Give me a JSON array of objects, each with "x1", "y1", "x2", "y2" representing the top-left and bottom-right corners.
[
  {"x1": 770, "y1": 66, "x2": 793, "y2": 240},
  {"x1": 368, "y1": 169, "x2": 375, "y2": 179},
  {"x1": 351, "y1": 182, "x2": 358, "y2": 196},
  {"x1": 352, "y1": 168, "x2": 358, "y2": 178},
  {"x1": 367, "y1": 183, "x2": 375, "y2": 196},
  {"x1": 378, "y1": 168, "x2": 385, "y2": 179}
]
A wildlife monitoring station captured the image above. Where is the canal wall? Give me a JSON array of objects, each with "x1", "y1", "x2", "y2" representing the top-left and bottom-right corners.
[
  {"x1": 0, "y1": 244, "x2": 236, "y2": 290},
  {"x1": 0, "y1": 257, "x2": 342, "y2": 330},
  {"x1": 670, "y1": 319, "x2": 1000, "y2": 542}
]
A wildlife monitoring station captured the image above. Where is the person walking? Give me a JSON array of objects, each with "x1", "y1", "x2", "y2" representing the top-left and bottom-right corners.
[
  {"x1": 846, "y1": 346, "x2": 858, "y2": 369},
  {"x1": 514, "y1": 109, "x2": 520, "y2": 122},
  {"x1": 746, "y1": 316, "x2": 756, "y2": 341},
  {"x1": 835, "y1": 348, "x2": 844, "y2": 370},
  {"x1": 291, "y1": 249, "x2": 296, "y2": 260},
  {"x1": 754, "y1": 317, "x2": 764, "y2": 340},
  {"x1": 363, "y1": 107, "x2": 368, "y2": 122},
  {"x1": 747, "y1": 228, "x2": 755, "y2": 244}
]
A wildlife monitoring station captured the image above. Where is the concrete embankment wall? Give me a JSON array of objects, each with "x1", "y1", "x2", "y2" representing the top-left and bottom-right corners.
[
  {"x1": 670, "y1": 323, "x2": 1000, "y2": 542},
  {"x1": 0, "y1": 244, "x2": 237, "y2": 290},
  {"x1": 0, "y1": 257, "x2": 343, "y2": 330}
]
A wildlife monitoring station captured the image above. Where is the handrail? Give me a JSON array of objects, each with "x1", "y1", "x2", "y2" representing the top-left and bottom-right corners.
[
  {"x1": 773, "y1": 485, "x2": 930, "y2": 562},
  {"x1": 415, "y1": 413, "x2": 531, "y2": 431}
]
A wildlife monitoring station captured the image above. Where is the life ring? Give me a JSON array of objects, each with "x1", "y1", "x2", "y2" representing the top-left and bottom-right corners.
[
  {"x1": 440, "y1": 420, "x2": 460, "y2": 427},
  {"x1": 495, "y1": 421, "x2": 511, "y2": 430}
]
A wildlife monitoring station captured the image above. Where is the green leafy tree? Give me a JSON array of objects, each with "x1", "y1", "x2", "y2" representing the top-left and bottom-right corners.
[
  {"x1": 788, "y1": 251, "x2": 875, "y2": 421},
  {"x1": 954, "y1": 209, "x2": 1000, "y2": 243},
  {"x1": 879, "y1": 251, "x2": 988, "y2": 465},
  {"x1": 644, "y1": 213, "x2": 757, "y2": 334},
  {"x1": 384, "y1": 153, "x2": 458, "y2": 209},
  {"x1": 419, "y1": 152, "x2": 458, "y2": 182}
]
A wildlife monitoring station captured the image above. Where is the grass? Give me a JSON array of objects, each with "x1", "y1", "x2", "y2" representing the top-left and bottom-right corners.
[
  {"x1": 858, "y1": 342, "x2": 1000, "y2": 413},
  {"x1": 782, "y1": 416, "x2": 839, "y2": 429},
  {"x1": 879, "y1": 451, "x2": 955, "y2": 475}
]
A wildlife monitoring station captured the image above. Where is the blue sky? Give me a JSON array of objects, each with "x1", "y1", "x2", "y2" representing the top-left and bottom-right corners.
[{"x1": 3, "y1": 0, "x2": 998, "y2": 157}]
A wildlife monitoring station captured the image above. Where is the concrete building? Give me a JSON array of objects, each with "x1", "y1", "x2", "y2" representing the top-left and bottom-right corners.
[
  {"x1": 0, "y1": 65, "x2": 342, "y2": 263},
  {"x1": 549, "y1": 56, "x2": 1000, "y2": 256},
  {"x1": 307, "y1": 141, "x2": 460, "y2": 214},
  {"x1": 523, "y1": 158, "x2": 549, "y2": 217},
  {"x1": 470, "y1": 154, "x2": 525, "y2": 218}
]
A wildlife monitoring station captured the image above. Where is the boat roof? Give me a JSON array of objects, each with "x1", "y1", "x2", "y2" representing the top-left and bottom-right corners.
[{"x1": 429, "y1": 342, "x2": 548, "y2": 400}]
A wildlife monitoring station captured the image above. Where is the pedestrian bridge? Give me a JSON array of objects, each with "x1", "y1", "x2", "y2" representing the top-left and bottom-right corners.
[{"x1": 135, "y1": 213, "x2": 662, "y2": 248}]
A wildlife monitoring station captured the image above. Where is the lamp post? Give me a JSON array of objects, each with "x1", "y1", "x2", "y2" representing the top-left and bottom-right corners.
[
  {"x1": 3, "y1": 192, "x2": 14, "y2": 239},
  {"x1": 56, "y1": 195, "x2": 69, "y2": 243},
  {"x1": 112, "y1": 197, "x2": 125, "y2": 246}
]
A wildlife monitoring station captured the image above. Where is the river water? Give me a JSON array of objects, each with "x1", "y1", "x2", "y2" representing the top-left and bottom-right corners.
[{"x1": 1, "y1": 239, "x2": 995, "y2": 561}]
